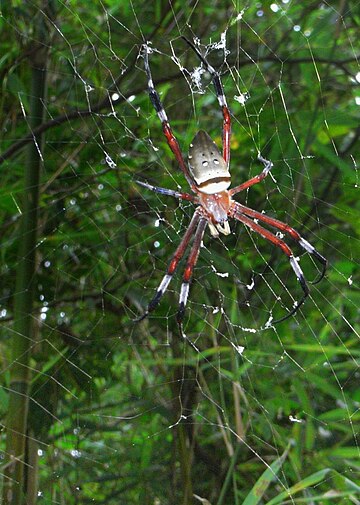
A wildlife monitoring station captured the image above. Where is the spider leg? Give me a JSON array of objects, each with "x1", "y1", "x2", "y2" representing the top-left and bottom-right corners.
[
  {"x1": 182, "y1": 37, "x2": 232, "y2": 165},
  {"x1": 235, "y1": 203, "x2": 327, "y2": 284},
  {"x1": 136, "y1": 211, "x2": 201, "y2": 322},
  {"x1": 231, "y1": 203, "x2": 310, "y2": 324},
  {"x1": 135, "y1": 180, "x2": 196, "y2": 202},
  {"x1": 230, "y1": 155, "x2": 273, "y2": 196},
  {"x1": 142, "y1": 44, "x2": 195, "y2": 188},
  {"x1": 177, "y1": 217, "x2": 207, "y2": 331}
]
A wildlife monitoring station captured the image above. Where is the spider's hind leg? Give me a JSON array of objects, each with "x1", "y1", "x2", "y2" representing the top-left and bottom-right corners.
[
  {"x1": 181, "y1": 36, "x2": 232, "y2": 165},
  {"x1": 142, "y1": 43, "x2": 194, "y2": 187}
]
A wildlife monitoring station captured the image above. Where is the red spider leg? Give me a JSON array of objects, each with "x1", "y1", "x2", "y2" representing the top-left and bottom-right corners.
[
  {"x1": 230, "y1": 155, "x2": 273, "y2": 196},
  {"x1": 177, "y1": 217, "x2": 207, "y2": 330},
  {"x1": 231, "y1": 203, "x2": 310, "y2": 324},
  {"x1": 135, "y1": 180, "x2": 196, "y2": 202},
  {"x1": 136, "y1": 211, "x2": 201, "y2": 322},
  {"x1": 235, "y1": 203, "x2": 327, "y2": 284},
  {"x1": 143, "y1": 45, "x2": 196, "y2": 189},
  {"x1": 182, "y1": 37, "x2": 232, "y2": 165}
]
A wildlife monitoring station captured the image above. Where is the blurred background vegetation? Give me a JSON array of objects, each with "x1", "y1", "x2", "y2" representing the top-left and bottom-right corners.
[{"x1": 0, "y1": 1, "x2": 359, "y2": 504}]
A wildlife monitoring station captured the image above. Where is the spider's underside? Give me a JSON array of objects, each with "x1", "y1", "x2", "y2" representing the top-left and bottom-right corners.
[{"x1": 136, "y1": 37, "x2": 327, "y2": 331}]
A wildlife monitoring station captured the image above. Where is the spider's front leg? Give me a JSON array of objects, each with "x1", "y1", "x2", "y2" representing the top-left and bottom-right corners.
[
  {"x1": 177, "y1": 217, "x2": 207, "y2": 332},
  {"x1": 234, "y1": 202, "x2": 327, "y2": 283},
  {"x1": 231, "y1": 202, "x2": 310, "y2": 324},
  {"x1": 136, "y1": 211, "x2": 201, "y2": 323}
]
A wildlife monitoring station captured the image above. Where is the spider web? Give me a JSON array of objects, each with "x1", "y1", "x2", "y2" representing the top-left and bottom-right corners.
[{"x1": 0, "y1": 1, "x2": 359, "y2": 503}]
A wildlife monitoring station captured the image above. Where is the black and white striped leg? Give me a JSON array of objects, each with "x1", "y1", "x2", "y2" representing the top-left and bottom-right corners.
[
  {"x1": 135, "y1": 180, "x2": 196, "y2": 202},
  {"x1": 136, "y1": 211, "x2": 201, "y2": 322},
  {"x1": 234, "y1": 202, "x2": 328, "y2": 283},
  {"x1": 142, "y1": 45, "x2": 169, "y2": 123},
  {"x1": 142, "y1": 44, "x2": 194, "y2": 186},
  {"x1": 177, "y1": 217, "x2": 207, "y2": 330},
  {"x1": 232, "y1": 205, "x2": 311, "y2": 324},
  {"x1": 181, "y1": 36, "x2": 227, "y2": 108},
  {"x1": 181, "y1": 37, "x2": 232, "y2": 164},
  {"x1": 298, "y1": 237, "x2": 328, "y2": 284}
]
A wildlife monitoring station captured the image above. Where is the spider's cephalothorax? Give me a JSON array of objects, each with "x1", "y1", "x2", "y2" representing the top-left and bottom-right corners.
[{"x1": 137, "y1": 38, "x2": 327, "y2": 331}]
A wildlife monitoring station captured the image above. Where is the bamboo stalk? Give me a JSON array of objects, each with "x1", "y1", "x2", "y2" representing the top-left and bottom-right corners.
[{"x1": 2, "y1": 37, "x2": 48, "y2": 505}]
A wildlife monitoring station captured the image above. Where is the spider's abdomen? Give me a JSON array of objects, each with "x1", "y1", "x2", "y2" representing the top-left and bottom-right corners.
[{"x1": 188, "y1": 130, "x2": 231, "y2": 195}]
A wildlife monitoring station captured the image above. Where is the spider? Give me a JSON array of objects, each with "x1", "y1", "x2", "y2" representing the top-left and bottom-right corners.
[{"x1": 137, "y1": 37, "x2": 327, "y2": 330}]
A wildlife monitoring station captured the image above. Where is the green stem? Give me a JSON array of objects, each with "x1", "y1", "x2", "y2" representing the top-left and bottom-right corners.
[
  {"x1": 2, "y1": 43, "x2": 47, "y2": 505},
  {"x1": 217, "y1": 444, "x2": 241, "y2": 505}
]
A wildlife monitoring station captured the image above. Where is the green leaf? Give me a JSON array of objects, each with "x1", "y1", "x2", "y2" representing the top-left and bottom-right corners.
[
  {"x1": 242, "y1": 445, "x2": 289, "y2": 505},
  {"x1": 266, "y1": 469, "x2": 360, "y2": 504},
  {"x1": 266, "y1": 468, "x2": 332, "y2": 504}
]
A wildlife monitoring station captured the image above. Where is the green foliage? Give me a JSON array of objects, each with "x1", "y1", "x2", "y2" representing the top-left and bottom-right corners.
[{"x1": 0, "y1": 1, "x2": 359, "y2": 504}]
